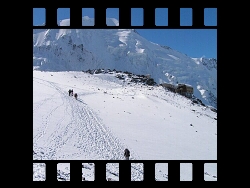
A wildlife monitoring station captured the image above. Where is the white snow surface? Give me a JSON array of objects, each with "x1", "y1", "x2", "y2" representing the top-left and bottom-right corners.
[{"x1": 33, "y1": 70, "x2": 217, "y2": 181}]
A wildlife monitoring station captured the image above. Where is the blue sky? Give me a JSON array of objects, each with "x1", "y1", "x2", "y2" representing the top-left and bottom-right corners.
[{"x1": 33, "y1": 8, "x2": 217, "y2": 59}]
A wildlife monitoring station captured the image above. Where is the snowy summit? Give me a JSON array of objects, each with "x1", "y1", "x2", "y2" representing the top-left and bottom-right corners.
[{"x1": 33, "y1": 17, "x2": 217, "y2": 109}]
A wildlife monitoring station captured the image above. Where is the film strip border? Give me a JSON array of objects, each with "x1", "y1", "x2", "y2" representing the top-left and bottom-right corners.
[
  {"x1": 33, "y1": 160, "x2": 217, "y2": 181},
  {"x1": 32, "y1": 4, "x2": 218, "y2": 183},
  {"x1": 32, "y1": 6, "x2": 218, "y2": 29}
]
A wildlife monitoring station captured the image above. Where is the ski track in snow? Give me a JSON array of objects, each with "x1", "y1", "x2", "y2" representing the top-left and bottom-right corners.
[{"x1": 33, "y1": 77, "x2": 144, "y2": 180}]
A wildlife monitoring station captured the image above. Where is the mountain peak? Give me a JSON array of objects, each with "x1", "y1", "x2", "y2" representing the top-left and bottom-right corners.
[{"x1": 33, "y1": 26, "x2": 217, "y2": 109}]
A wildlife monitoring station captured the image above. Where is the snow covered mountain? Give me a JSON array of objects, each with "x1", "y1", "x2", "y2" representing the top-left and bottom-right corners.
[{"x1": 33, "y1": 16, "x2": 217, "y2": 109}]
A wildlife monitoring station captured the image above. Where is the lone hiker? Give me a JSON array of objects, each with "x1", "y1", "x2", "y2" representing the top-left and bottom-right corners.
[
  {"x1": 124, "y1": 148, "x2": 130, "y2": 160},
  {"x1": 74, "y1": 93, "x2": 78, "y2": 100}
]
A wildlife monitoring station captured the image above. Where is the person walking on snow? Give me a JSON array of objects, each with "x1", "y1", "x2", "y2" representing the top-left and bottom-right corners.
[
  {"x1": 68, "y1": 89, "x2": 74, "y2": 96},
  {"x1": 74, "y1": 93, "x2": 78, "y2": 100},
  {"x1": 124, "y1": 148, "x2": 130, "y2": 160}
]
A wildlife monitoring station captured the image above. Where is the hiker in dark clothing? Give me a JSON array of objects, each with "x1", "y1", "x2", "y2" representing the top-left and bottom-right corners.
[
  {"x1": 74, "y1": 93, "x2": 78, "y2": 100},
  {"x1": 68, "y1": 89, "x2": 72, "y2": 96},
  {"x1": 124, "y1": 148, "x2": 130, "y2": 160},
  {"x1": 68, "y1": 89, "x2": 74, "y2": 96}
]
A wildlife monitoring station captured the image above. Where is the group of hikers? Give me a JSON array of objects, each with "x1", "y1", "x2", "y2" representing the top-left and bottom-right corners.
[{"x1": 68, "y1": 89, "x2": 78, "y2": 99}]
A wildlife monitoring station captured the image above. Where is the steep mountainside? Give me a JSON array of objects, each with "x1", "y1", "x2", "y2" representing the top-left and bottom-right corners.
[{"x1": 33, "y1": 17, "x2": 217, "y2": 108}]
